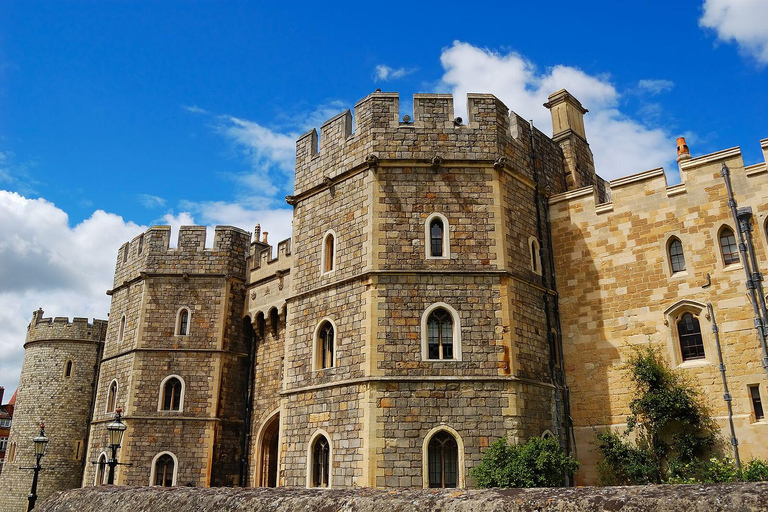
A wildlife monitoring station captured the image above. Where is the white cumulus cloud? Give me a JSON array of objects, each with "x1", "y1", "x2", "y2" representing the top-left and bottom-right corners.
[
  {"x1": 439, "y1": 41, "x2": 673, "y2": 180},
  {"x1": 700, "y1": 0, "x2": 768, "y2": 64},
  {"x1": 0, "y1": 191, "x2": 146, "y2": 394}
]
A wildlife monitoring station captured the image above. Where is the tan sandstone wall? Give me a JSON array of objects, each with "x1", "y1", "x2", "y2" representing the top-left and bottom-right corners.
[{"x1": 550, "y1": 139, "x2": 768, "y2": 484}]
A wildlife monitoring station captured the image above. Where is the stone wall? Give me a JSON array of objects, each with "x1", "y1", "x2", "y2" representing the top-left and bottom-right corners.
[
  {"x1": 549, "y1": 140, "x2": 768, "y2": 484},
  {"x1": 36, "y1": 483, "x2": 768, "y2": 512},
  {"x1": 0, "y1": 311, "x2": 106, "y2": 512}
]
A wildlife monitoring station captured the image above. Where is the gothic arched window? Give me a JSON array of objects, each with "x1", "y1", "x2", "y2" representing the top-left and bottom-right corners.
[
  {"x1": 153, "y1": 453, "x2": 175, "y2": 487},
  {"x1": 106, "y1": 380, "x2": 117, "y2": 413},
  {"x1": 719, "y1": 227, "x2": 739, "y2": 266},
  {"x1": 161, "y1": 377, "x2": 183, "y2": 411},
  {"x1": 316, "y1": 321, "x2": 335, "y2": 370},
  {"x1": 678, "y1": 312, "x2": 705, "y2": 361},
  {"x1": 311, "y1": 435, "x2": 330, "y2": 488},
  {"x1": 322, "y1": 231, "x2": 336, "y2": 273},
  {"x1": 427, "y1": 431, "x2": 458, "y2": 488},
  {"x1": 668, "y1": 237, "x2": 686, "y2": 273},
  {"x1": 427, "y1": 308, "x2": 454, "y2": 360},
  {"x1": 176, "y1": 308, "x2": 190, "y2": 336}
]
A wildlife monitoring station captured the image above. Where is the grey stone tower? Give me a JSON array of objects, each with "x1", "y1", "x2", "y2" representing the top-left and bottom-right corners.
[{"x1": 0, "y1": 310, "x2": 106, "y2": 511}]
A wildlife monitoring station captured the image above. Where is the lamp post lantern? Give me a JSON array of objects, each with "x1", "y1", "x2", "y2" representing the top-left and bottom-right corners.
[
  {"x1": 27, "y1": 423, "x2": 49, "y2": 511},
  {"x1": 105, "y1": 408, "x2": 127, "y2": 485}
]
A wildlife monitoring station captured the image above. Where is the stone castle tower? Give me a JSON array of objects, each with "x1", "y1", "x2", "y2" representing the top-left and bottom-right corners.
[
  {"x1": 0, "y1": 310, "x2": 107, "y2": 511},
  {"x1": 241, "y1": 90, "x2": 601, "y2": 488},
  {"x1": 80, "y1": 225, "x2": 251, "y2": 488}
]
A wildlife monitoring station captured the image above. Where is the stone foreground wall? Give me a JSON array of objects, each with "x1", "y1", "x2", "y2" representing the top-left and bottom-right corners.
[{"x1": 36, "y1": 483, "x2": 768, "y2": 512}]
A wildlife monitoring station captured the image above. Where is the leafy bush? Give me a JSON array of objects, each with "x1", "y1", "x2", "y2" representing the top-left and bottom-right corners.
[
  {"x1": 596, "y1": 347, "x2": 720, "y2": 484},
  {"x1": 742, "y1": 459, "x2": 768, "y2": 482},
  {"x1": 470, "y1": 436, "x2": 579, "y2": 488}
]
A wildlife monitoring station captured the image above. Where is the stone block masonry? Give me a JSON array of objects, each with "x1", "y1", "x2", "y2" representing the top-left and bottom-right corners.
[{"x1": 0, "y1": 310, "x2": 106, "y2": 512}]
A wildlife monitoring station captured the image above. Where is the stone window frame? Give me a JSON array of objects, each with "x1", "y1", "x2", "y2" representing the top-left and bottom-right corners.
[
  {"x1": 94, "y1": 452, "x2": 108, "y2": 486},
  {"x1": 321, "y1": 230, "x2": 337, "y2": 275},
  {"x1": 541, "y1": 429, "x2": 556, "y2": 440},
  {"x1": 157, "y1": 374, "x2": 185, "y2": 413},
  {"x1": 118, "y1": 314, "x2": 126, "y2": 343},
  {"x1": 64, "y1": 359, "x2": 74, "y2": 378},
  {"x1": 73, "y1": 439, "x2": 84, "y2": 461},
  {"x1": 306, "y1": 429, "x2": 333, "y2": 489},
  {"x1": 123, "y1": 243, "x2": 130, "y2": 263},
  {"x1": 137, "y1": 233, "x2": 144, "y2": 255},
  {"x1": 312, "y1": 318, "x2": 338, "y2": 371},
  {"x1": 664, "y1": 235, "x2": 688, "y2": 276},
  {"x1": 663, "y1": 299, "x2": 713, "y2": 368},
  {"x1": 421, "y1": 425, "x2": 465, "y2": 489},
  {"x1": 106, "y1": 379, "x2": 118, "y2": 414},
  {"x1": 174, "y1": 307, "x2": 192, "y2": 336},
  {"x1": 420, "y1": 302, "x2": 463, "y2": 362},
  {"x1": 716, "y1": 224, "x2": 741, "y2": 269},
  {"x1": 529, "y1": 236, "x2": 542, "y2": 275},
  {"x1": 425, "y1": 213, "x2": 451, "y2": 260},
  {"x1": 748, "y1": 383, "x2": 765, "y2": 423},
  {"x1": 149, "y1": 451, "x2": 179, "y2": 487}
]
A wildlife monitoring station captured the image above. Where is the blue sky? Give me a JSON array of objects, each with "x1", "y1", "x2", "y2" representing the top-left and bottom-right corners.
[{"x1": 1, "y1": 0, "x2": 767, "y2": 393}]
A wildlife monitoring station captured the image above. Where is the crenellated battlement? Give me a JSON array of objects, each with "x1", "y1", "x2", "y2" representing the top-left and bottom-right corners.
[
  {"x1": 113, "y1": 225, "x2": 251, "y2": 288},
  {"x1": 549, "y1": 138, "x2": 768, "y2": 218},
  {"x1": 294, "y1": 91, "x2": 517, "y2": 196},
  {"x1": 249, "y1": 236, "x2": 292, "y2": 282},
  {"x1": 25, "y1": 308, "x2": 108, "y2": 344}
]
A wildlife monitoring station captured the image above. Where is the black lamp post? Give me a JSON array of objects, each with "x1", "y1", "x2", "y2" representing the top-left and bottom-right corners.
[
  {"x1": 105, "y1": 409, "x2": 127, "y2": 485},
  {"x1": 27, "y1": 423, "x2": 49, "y2": 511}
]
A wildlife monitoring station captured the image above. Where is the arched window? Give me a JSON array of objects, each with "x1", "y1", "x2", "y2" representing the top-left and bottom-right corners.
[
  {"x1": 7, "y1": 441, "x2": 16, "y2": 462},
  {"x1": 161, "y1": 376, "x2": 183, "y2": 411},
  {"x1": 123, "y1": 243, "x2": 129, "y2": 262},
  {"x1": 427, "y1": 308, "x2": 454, "y2": 360},
  {"x1": 315, "y1": 321, "x2": 335, "y2": 370},
  {"x1": 322, "y1": 231, "x2": 335, "y2": 273},
  {"x1": 668, "y1": 238, "x2": 686, "y2": 273},
  {"x1": 176, "y1": 308, "x2": 190, "y2": 336},
  {"x1": 106, "y1": 380, "x2": 118, "y2": 413},
  {"x1": 720, "y1": 227, "x2": 739, "y2": 265},
  {"x1": 137, "y1": 234, "x2": 144, "y2": 255},
  {"x1": 529, "y1": 236, "x2": 541, "y2": 275},
  {"x1": 152, "y1": 452, "x2": 177, "y2": 487},
  {"x1": 678, "y1": 312, "x2": 705, "y2": 361},
  {"x1": 311, "y1": 435, "x2": 330, "y2": 488},
  {"x1": 95, "y1": 453, "x2": 107, "y2": 486},
  {"x1": 118, "y1": 314, "x2": 126, "y2": 343},
  {"x1": 425, "y1": 213, "x2": 450, "y2": 259},
  {"x1": 65, "y1": 360, "x2": 73, "y2": 378},
  {"x1": 427, "y1": 431, "x2": 458, "y2": 488}
]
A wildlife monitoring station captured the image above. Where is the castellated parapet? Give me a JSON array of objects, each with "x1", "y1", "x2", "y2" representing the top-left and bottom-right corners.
[
  {"x1": 294, "y1": 92, "x2": 588, "y2": 198},
  {"x1": 0, "y1": 309, "x2": 106, "y2": 512},
  {"x1": 112, "y1": 225, "x2": 250, "y2": 289}
]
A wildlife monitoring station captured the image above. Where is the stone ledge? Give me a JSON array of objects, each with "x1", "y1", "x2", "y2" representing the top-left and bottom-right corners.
[{"x1": 37, "y1": 483, "x2": 768, "y2": 512}]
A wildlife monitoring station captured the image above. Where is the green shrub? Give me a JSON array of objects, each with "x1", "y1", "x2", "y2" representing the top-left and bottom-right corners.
[
  {"x1": 595, "y1": 347, "x2": 720, "y2": 485},
  {"x1": 470, "y1": 436, "x2": 578, "y2": 488},
  {"x1": 742, "y1": 459, "x2": 768, "y2": 482}
]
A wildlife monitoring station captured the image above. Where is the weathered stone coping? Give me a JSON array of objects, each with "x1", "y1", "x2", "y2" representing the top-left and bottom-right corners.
[{"x1": 37, "y1": 483, "x2": 768, "y2": 511}]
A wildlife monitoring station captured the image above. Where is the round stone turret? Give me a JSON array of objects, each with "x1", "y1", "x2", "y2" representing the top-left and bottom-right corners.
[{"x1": 0, "y1": 309, "x2": 107, "y2": 511}]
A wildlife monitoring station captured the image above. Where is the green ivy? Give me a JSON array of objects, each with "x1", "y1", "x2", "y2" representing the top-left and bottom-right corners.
[{"x1": 470, "y1": 436, "x2": 579, "y2": 488}]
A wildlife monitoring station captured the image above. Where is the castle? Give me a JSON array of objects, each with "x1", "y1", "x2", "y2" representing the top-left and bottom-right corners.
[{"x1": 1, "y1": 89, "x2": 767, "y2": 509}]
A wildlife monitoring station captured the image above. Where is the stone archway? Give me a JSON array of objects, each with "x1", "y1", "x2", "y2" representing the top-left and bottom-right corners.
[{"x1": 259, "y1": 413, "x2": 280, "y2": 487}]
